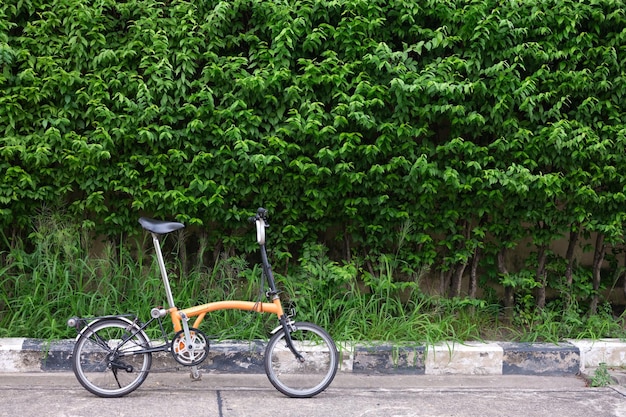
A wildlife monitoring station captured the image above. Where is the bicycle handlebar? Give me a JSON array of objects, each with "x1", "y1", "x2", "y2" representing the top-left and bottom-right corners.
[{"x1": 249, "y1": 207, "x2": 268, "y2": 245}]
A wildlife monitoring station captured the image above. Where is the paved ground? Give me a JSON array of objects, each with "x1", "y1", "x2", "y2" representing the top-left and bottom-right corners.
[{"x1": 3, "y1": 371, "x2": 626, "y2": 417}]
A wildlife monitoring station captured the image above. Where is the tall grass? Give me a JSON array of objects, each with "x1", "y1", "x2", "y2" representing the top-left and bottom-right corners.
[
  {"x1": 1, "y1": 213, "x2": 625, "y2": 343},
  {"x1": 0, "y1": 213, "x2": 273, "y2": 340},
  {"x1": 286, "y1": 243, "x2": 501, "y2": 344}
]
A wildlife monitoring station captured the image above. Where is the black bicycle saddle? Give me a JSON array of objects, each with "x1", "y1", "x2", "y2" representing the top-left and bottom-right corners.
[{"x1": 138, "y1": 217, "x2": 185, "y2": 234}]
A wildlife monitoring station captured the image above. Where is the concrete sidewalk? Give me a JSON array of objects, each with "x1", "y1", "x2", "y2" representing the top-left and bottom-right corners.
[
  {"x1": 2, "y1": 372, "x2": 626, "y2": 417},
  {"x1": 1, "y1": 337, "x2": 626, "y2": 381}
]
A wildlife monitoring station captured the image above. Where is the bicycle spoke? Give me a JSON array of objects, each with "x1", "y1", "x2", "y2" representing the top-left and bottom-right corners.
[
  {"x1": 72, "y1": 319, "x2": 152, "y2": 398},
  {"x1": 265, "y1": 322, "x2": 338, "y2": 398}
]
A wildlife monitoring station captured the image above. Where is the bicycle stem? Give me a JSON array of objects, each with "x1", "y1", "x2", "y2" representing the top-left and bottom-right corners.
[{"x1": 259, "y1": 244, "x2": 278, "y2": 295}]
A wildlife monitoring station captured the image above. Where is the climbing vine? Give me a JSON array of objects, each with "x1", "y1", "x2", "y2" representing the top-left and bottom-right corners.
[{"x1": 2, "y1": 0, "x2": 626, "y2": 312}]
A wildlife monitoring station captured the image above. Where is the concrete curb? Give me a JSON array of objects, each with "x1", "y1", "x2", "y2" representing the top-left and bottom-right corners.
[{"x1": 1, "y1": 338, "x2": 625, "y2": 376}]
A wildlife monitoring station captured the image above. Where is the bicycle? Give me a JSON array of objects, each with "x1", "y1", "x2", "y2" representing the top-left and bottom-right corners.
[{"x1": 67, "y1": 208, "x2": 338, "y2": 398}]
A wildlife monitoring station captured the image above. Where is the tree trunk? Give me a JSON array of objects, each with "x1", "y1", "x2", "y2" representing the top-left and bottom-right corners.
[
  {"x1": 497, "y1": 247, "x2": 514, "y2": 320},
  {"x1": 623, "y1": 251, "x2": 626, "y2": 303},
  {"x1": 178, "y1": 229, "x2": 188, "y2": 278},
  {"x1": 449, "y1": 220, "x2": 471, "y2": 298},
  {"x1": 450, "y1": 262, "x2": 467, "y2": 298},
  {"x1": 589, "y1": 233, "x2": 606, "y2": 315},
  {"x1": 343, "y1": 227, "x2": 352, "y2": 263},
  {"x1": 195, "y1": 230, "x2": 209, "y2": 272},
  {"x1": 468, "y1": 217, "x2": 486, "y2": 300},
  {"x1": 440, "y1": 268, "x2": 453, "y2": 297},
  {"x1": 212, "y1": 238, "x2": 223, "y2": 265},
  {"x1": 564, "y1": 226, "x2": 580, "y2": 308},
  {"x1": 535, "y1": 244, "x2": 548, "y2": 309},
  {"x1": 468, "y1": 247, "x2": 481, "y2": 299}
]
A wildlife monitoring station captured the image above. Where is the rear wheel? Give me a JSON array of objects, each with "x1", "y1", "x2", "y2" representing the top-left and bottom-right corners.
[
  {"x1": 264, "y1": 322, "x2": 338, "y2": 398},
  {"x1": 71, "y1": 318, "x2": 152, "y2": 397}
]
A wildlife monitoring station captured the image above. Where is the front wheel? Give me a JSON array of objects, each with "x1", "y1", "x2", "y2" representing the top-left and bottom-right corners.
[
  {"x1": 264, "y1": 322, "x2": 338, "y2": 398},
  {"x1": 71, "y1": 318, "x2": 152, "y2": 398}
]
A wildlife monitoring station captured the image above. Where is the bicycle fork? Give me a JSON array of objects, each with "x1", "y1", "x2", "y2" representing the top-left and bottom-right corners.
[
  {"x1": 278, "y1": 317, "x2": 305, "y2": 363},
  {"x1": 257, "y1": 226, "x2": 304, "y2": 363}
]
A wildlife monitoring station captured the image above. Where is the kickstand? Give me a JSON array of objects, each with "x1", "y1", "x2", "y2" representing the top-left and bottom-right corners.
[{"x1": 190, "y1": 365, "x2": 202, "y2": 381}]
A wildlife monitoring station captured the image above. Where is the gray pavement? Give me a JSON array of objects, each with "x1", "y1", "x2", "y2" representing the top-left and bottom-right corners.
[{"x1": 2, "y1": 371, "x2": 626, "y2": 417}]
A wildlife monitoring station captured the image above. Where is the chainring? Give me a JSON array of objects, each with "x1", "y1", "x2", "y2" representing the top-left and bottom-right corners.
[{"x1": 170, "y1": 327, "x2": 210, "y2": 366}]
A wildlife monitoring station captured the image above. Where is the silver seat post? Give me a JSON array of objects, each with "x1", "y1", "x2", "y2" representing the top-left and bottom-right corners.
[{"x1": 150, "y1": 232, "x2": 176, "y2": 309}]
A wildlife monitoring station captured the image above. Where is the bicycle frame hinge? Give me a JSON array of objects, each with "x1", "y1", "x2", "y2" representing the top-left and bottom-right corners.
[{"x1": 266, "y1": 290, "x2": 281, "y2": 300}]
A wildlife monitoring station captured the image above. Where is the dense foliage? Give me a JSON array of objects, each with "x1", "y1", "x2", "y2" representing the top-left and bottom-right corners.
[{"x1": 2, "y1": 0, "x2": 626, "y2": 320}]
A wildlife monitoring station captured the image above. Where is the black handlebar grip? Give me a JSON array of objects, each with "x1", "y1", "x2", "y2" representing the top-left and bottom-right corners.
[{"x1": 249, "y1": 208, "x2": 268, "y2": 224}]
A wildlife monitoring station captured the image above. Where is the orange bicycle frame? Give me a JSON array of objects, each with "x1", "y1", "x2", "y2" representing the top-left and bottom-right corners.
[
  {"x1": 145, "y1": 208, "x2": 285, "y2": 334},
  {"x1": 168, "y1": 298, "x2": 284, "y2": 333}
]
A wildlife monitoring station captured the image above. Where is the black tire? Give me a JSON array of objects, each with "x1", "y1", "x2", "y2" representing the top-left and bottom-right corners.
[
  {"x1": 264, "y1": 322, "x2": 338, "y2": 398},
  {"x1": 71, "y1": 318, "x2": 152, "y2": 398}
]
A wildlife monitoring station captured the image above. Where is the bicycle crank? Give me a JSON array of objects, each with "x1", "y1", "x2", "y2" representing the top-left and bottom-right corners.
[
  {"x1": 170, "y1": 327, "x2": 210, "y2": 366},
  {"x1": 110, "y1": 360, "x2": 134, "y2": 373}
]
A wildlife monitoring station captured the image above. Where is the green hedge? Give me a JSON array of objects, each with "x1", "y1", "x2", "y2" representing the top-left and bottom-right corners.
[{"x1": 2, "y1": 0, "x2": 626, "y2": 309}]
